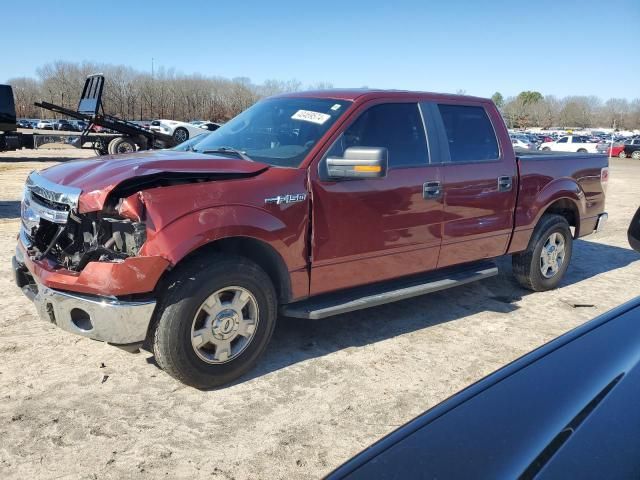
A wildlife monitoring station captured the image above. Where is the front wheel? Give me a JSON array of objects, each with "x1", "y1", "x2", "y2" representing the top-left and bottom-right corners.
[
  {"x1": 152, "y1": 253, "x2": 277, "y2": 389},
  {"x1": 577, "y1": 148, "x2": 587, "y2": 153},
  {"x1": 512, "y1": 214, "x2": 573, "y2": 291},
  {"x1": 618, "y1": 151, "x2": 627, "y2": 159},
  {"x1": 632, "y1": 151, "x2": 640, "y2": 160},
  {"x1": 542, "y1": 147, "x2": 551, "y2": 151}
]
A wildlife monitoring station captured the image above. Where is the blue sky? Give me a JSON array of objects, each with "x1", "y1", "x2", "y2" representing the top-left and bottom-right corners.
[{"x1": 3, "y1": 0, "x2": 639, "y2": 99}]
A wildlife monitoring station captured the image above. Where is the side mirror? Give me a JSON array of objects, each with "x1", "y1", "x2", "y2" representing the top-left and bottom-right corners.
[{"x1": 326, "y1": 147, "x2": 388, "y2": 179}]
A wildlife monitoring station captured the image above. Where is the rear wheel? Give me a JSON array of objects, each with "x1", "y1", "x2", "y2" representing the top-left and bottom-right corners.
[
  {"x1": 632, "y1": 151, "x2": 640, "y2": 160},
  {"x1": 108, "y1": 136, "x2": 136, "y2": 155},
  {"x1": 512, "y1": 214, "x2": 573, "y2": 291},
  {"x1": 542, "y1": 147, "x2": 551, "y2": 151},
  {"x1": 93, "y1": 138, "x2": 109, "y2": 156},
  {"x1": 172, "y1": 127, "x2": 189, "y2": 144},
  {"x1": 152, "y1": 254, "x2": 277, "y2": 389},
  {"x1": 577, "y1": 148, "x2": 587, "y2": 153},
  {"x1": 618, "y1": 151, "x2": 627, "y2": 159}
]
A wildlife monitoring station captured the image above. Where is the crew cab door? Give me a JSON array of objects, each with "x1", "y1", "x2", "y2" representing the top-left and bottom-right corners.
[
  {"x1": 422, "y1": 101, "x2": 518, "y2": 267},
  {"x1": 309, "y1": 101, "x2": 443, "y2": 295}
]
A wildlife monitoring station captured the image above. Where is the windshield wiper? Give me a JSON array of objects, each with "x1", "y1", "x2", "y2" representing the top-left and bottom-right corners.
[{"x1": 197, "y1": 146, "x2": 253, "y2": 162}]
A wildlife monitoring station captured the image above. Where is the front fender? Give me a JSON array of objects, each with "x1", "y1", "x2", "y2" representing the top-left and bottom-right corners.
[{"x1": 141, "y1": 204, "x2": 306, "y2": 272}]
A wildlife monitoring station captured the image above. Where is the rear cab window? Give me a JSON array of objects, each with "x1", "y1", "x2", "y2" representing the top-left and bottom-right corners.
[{"x1": 436, "y1": 104, "x2": 499, "y2": 163}]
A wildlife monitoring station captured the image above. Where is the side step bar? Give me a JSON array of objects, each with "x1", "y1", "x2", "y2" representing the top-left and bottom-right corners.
[{"x1": 282, "y1": 261, "x2": 498, "y2": 319}]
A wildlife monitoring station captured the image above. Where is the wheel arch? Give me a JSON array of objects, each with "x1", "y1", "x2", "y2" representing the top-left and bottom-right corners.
[
  {"x1": 509, "y1": 183, "x2": 584, "y2": 254},
  {"x1": 527, "y1": 177, "x2": 586, "y2": 236},
  {"x1": 541, "y1": 198, "x2": 580, "y2": 238},
  {"x1": 157, "y1": 235, "x2": 293, "y2": 305}
]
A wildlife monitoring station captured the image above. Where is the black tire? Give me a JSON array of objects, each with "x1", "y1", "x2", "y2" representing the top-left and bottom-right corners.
[
  {"x1": 93, "y1": 138, "x2": 109, "y2": 156},
  {"x1": 152, "y1": 253, "x2": 277, "y2": 389},
  {"x1": 577, "y1": 148, "x2": 587, "y2": 153},
  {"x1": 172, "y1": 127, "x2": 189, "y2": 144},
  {"x1": 108, "y1": 136, "x2": 136, "y2": 155},
  {"x1": 512, "y1": 214, "x2": 573, "y2": 292},
  {"x1": 542, "y1": 147, "x2": 551, "y2": 151}
]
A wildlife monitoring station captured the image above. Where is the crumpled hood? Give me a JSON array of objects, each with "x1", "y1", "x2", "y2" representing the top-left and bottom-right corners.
[{"x1": 39, "y1": 150, "x2": 269, "y2": 212}]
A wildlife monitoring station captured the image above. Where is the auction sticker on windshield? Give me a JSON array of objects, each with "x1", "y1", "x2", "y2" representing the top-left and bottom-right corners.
[{"x1": 291, "y1": 110, "x2": 331, "y2": 125}]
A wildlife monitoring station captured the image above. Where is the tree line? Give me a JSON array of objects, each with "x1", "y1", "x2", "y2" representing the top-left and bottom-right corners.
[
  {"x1": 492, "y1": 91, "x2": 640, "y2": 130},
  {"x1": 6, "y1": 60, "x2": 638, "y2": 130},
  {"x1": 8, "y1": 61, "x2": 332, "y2": 123}
]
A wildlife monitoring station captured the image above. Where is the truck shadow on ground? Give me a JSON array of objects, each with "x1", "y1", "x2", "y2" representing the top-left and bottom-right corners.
[
  {"x1": 0, "y1": 201, "x2": 20, "y2": 220},
  {"x1": 230, "y1": 239, "x2": 639, "y2": 387}
]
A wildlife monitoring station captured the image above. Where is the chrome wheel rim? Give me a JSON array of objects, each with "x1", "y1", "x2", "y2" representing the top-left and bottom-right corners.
[
  {"x1": 174, "y1": 129, "x2": 188, "y2": 143},
  {"x1": 540, "y1": 232, "x2": 566, "y2": 279},
  {"x1": 191, "y1": 286, "x2": 259, "y2": 364},
  {"x1": 632, "y1": 152, "x2": 640, "y2": 160}
]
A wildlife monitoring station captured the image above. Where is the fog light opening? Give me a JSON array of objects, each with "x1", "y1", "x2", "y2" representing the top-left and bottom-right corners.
[{"x1": 70, "y1": 308, "x2": 93, "y2": 331}]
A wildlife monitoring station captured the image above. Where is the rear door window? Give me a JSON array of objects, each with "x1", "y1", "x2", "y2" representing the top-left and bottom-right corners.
[{"x1": 437, "y1": 104, "x2": 499, "y2": 162}]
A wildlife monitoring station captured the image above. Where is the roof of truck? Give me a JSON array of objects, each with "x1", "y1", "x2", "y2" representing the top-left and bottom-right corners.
[{"x1": 274, "y1": 88, "x2": 490, "y2": 103}]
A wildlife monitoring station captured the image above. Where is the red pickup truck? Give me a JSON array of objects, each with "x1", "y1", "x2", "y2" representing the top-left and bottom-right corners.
[{"x1": 13, "y1": 90, "x2": 608, "y2": 388}]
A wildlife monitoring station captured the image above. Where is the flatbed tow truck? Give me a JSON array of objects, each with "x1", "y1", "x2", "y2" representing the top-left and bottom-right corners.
[{"x1": 1, "y1": 74, "x2": 179, "y2": 155}]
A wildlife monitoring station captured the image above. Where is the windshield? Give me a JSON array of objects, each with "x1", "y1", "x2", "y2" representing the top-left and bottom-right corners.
[{"x1": 174, "y1": 97, "x2": 352, "y2": 167}]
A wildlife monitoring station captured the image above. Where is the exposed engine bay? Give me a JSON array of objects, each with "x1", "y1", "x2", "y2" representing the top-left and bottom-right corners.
[
  {"x1": 24, "y1": 195, "x2": 146, "y2": 271},
  {"x1": 21, "y1": 168, "x2": 267, "y2": 272}
]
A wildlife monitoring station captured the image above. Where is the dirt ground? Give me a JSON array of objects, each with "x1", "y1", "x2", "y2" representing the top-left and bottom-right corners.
[{"x1": 0, "y1": 148, "x2": 638, "y2": 480}]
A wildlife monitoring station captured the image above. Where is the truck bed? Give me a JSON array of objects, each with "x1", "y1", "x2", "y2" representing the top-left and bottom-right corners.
[{"x1": 513, "y1": 150, "x2": 608, "y2": 243}]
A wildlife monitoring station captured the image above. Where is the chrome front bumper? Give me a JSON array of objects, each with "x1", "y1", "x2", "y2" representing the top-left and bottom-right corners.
[{"x1": 13, "y1": 253, "x2": 156, "y2": 345}]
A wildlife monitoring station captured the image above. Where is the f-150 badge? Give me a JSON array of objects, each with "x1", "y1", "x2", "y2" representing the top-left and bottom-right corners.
[{"x1": 264, "y1": 193, "x2": 307, "y2": 205}]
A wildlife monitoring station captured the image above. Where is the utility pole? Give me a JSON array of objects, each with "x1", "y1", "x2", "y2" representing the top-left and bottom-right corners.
[{"x1": 609, "y1": 119, "x2": 616, "y2": 157}]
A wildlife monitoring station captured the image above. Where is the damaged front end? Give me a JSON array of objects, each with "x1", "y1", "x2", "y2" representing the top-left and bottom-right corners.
[
  {"x1": 14, "y1": 171, "x2": 164, "y2": 346},
  {"x1": 22, "y1": 172, "x2": 146, "y2": 271}
]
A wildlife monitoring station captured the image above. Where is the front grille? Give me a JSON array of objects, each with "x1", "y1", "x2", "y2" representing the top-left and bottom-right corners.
[{"x1": 31, "y1": 191, "x2": 70, "y2": 212}]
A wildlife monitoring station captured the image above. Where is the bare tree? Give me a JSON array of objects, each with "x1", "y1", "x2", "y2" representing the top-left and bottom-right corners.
[{"x1": 6, "y1": 61, "x2": 640, "y2": 129}]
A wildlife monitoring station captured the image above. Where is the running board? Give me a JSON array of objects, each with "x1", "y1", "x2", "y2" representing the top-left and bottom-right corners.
[{"x1": 282, "y1": 261, "x2": 498, "y2": 319}]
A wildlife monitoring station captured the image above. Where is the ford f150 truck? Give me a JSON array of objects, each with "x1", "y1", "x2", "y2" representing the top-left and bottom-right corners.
[{"x1": 12, "y1": 90, "x2": 609, "y2": 388}]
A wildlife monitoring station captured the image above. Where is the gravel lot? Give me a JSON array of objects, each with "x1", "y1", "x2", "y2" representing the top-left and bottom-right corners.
[{"x1": 0, "y1": 148, "x2": 638, "y2": 479}]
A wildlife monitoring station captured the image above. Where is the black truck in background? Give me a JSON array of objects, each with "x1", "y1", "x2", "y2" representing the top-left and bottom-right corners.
[{"x1": 0, "y1": 84, "x2": 33, "y2": 151}]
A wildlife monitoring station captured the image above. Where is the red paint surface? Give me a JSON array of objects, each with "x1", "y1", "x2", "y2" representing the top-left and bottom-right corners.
[{"x1": 18, "y1": 241, "x2": 170, "y2": 296}]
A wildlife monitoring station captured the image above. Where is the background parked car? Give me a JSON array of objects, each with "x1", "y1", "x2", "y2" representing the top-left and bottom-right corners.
[
  {"x1": 199, "y1": 122, "x2": 221, "y2": 131},
  {"x1": 68, "y1": 120, "x2": 88, "y2": 131},
  {"x1": 623, "y1": 137, "x2": 640, "y2": 159},
  {"x1": 149, "y1": 119, "x2": 209, "y2": 143},
  {"x1": 17, "y1": 119, "x2": 32, "y2": 129},
  {"x1": 36, "y1": 120, "x2": 54, "y2": 130},
  {"x1": 539, "y1": 135, "x2": 599, "y2": 153},
  {"x1": 52, "y1": 119, "x2": 75, "y2": 131},
  {"x1": 510, "y1": 136, "x2": 535, "y2": 150},
  {"x1": 596, "y1": 141, "x2": 626, "y2": 158}
]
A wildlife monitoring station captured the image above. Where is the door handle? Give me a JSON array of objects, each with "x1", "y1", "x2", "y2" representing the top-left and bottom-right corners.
[
  {"x1": 498, "y1": 176, "x2": 512, "y2": 192},
  {"x1": 423, "y1": 181, "x2": 442, "y2": 199}
]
